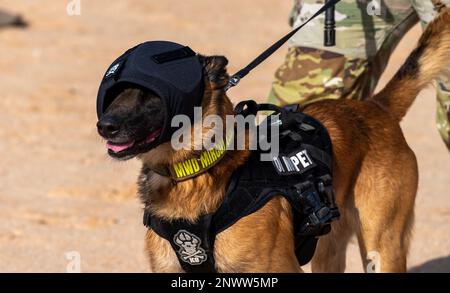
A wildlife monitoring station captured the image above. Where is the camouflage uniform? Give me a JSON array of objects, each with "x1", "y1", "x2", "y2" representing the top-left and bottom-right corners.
[{"x1": 269, "y1": 0, "x2": 450, "y2": 150}]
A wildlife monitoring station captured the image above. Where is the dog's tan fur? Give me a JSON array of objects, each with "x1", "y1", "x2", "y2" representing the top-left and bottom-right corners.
[{"x1": 139, "y1": 8, "x2": 450, "y2": 272}]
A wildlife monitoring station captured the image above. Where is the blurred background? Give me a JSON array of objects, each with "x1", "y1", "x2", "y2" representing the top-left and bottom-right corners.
[{"x1": 0, "y1": 0, "x2": 448, "y2": 272}]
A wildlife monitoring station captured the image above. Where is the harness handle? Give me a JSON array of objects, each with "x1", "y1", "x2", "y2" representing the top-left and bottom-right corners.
[
  {"x1": 234, "y1": 100, "x2": 286, "y2": 117},
  {"x1": 234, "y1": 100, "x2": 308, "y2": 131}
]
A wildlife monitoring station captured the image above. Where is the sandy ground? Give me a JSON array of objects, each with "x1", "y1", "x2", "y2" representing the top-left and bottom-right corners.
[{"x1": 0, "y1": 0, "x2": 448, "y2": 273}]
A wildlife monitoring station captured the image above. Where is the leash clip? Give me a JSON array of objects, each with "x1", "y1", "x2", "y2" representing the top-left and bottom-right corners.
[{"x1": 226, "y1": 75, "x2": 241, "y2": 91}]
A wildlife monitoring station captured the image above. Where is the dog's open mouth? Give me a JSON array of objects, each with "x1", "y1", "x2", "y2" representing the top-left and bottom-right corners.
[{"x1": 106, "y1": 129, "x2": 161, "y2": 159}]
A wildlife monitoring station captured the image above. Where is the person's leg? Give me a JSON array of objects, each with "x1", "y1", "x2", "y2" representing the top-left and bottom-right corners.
[
  {"x1": 268, "y1": 47, "x2": 369, "y2": 106},
  {"x1": 269, "y1": 0, "x2": 418, "y2": 106},
  {"x1": 412, "y1": 0, "x2": 450, "y2": 150},
  {"x1": 437, "y1": 83, "x2": 450, "y2": 150}
]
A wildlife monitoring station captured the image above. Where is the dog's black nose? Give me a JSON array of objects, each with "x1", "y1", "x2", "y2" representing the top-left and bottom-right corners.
[{"x1": 97, "y1": 117, "x2": 120, "y2": 138}]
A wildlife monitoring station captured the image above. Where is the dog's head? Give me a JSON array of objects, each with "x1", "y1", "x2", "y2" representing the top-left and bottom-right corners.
[
  {"x1": 96, "y1": 55, "x2": 232, "y2": 161},
  {"x1": 96, "y1": 84, "x2": 165, "y2": 160}
]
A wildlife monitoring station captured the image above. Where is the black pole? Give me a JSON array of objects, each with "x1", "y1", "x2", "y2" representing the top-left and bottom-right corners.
[{"x1": 324, "y1": 0, "x2": 336, "y2": 46}]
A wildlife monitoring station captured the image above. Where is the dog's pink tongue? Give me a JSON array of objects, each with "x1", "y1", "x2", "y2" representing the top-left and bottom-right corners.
[{"x1": 106, "y1": 141, "x2": 134, "y2": 153}]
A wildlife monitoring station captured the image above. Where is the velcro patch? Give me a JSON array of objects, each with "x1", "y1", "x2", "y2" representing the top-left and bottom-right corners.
[
  {"x1": 272, "y1": 149, "x2": 316, "y2": 176},
  {"x1": 152, "y1": 46, "x2": 196, "y2": 64}
]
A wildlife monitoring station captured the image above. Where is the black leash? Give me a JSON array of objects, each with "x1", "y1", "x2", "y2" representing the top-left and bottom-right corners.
[{"x1": 226, "y1": 0, "x2": 340, "y2": 91}]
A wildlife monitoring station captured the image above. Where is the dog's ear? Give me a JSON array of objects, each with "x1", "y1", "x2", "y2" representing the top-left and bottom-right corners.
[{"x1": 198, "y1": 55, "x2": 229, "y2": 90}]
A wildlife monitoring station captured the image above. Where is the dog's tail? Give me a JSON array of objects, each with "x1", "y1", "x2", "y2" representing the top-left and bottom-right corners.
[{"x1": 371, "y1": 6, "x2": 450, "y2": 121}]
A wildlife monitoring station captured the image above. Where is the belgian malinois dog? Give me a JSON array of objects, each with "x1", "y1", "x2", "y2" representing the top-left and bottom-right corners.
[{"x1": 97, "y1": 8, "x2": 450, "y2": 272}]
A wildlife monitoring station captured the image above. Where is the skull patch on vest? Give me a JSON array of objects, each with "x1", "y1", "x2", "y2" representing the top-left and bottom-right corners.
[{"x1": 173, "y1": 230, "x2": 207, "y2": 265}]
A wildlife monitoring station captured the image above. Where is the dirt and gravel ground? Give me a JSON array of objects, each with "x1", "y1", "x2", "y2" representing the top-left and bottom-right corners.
[{"x1": 0, "y1": 0, "x2": 448, "y2": 272}]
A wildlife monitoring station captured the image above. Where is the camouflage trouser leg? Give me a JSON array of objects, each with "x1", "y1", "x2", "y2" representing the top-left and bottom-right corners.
[
  {"x1": 268, "y1": 47, "x2": 370, "y2": 106},
  {"x1": 436, "y1": 80, "x2": 450, "y2": 150},
  {"x1": 413, "y1": 0, "x2": 450, "y2": 150}
]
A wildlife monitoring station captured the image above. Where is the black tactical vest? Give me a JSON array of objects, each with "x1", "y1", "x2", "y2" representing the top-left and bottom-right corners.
[{"x1": 143, "y1": 102, "x2": 340, "y2": 273}]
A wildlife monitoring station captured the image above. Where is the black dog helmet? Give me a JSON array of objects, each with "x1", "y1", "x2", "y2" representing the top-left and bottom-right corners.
[{"x1": 96, "y1": 41, "x2": 204, "y2": 144}]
